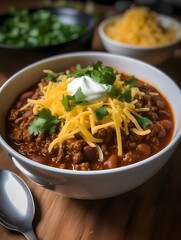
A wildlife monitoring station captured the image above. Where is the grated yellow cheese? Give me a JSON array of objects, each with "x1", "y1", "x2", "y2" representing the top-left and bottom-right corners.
[
  {"x1": 22, "y1": 71, "x2": 151, "y2": 157},
  {"x1": 131, "y1": 87, "x2": 145, "y2": 99},
  {"x1": 108, "y1": 97, "x2": 122, "y2": 156},
  {"x1": 104, "y1": 6, "x2": 177, "y2": 46}
]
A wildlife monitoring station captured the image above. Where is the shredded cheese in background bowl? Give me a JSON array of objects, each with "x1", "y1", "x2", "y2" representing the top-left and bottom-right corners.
[
  {"x1": 104, "y1": 6, "x2": 178, "y2": 47},
  {"x1": 22, "y1": 62, "x2": 152, "y2": 158}
]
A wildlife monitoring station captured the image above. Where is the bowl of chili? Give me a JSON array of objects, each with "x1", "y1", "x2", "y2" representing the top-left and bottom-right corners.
[{"x1": 0, "y1": 52, "x2": 180, "y2": 199}]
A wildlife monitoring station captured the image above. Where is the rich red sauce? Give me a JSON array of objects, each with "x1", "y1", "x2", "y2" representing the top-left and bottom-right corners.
[{"x1": 6, "y1": 73, "x2": 174, "y2": 171}]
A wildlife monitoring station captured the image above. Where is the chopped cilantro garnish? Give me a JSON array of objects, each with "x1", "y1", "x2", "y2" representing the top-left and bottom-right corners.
[
  {"x1": 45, "y1": 71, "x2": 61, "y2": 81},
  {"x1": 28, "y1": 109, "x2": 59, "y2": 136},
  {"x1": 101, "y1": 68, "x2": 116, "y2": 85},
  {"x1": 107, "y1": 85, "x2": 120, "y2": 97},
  {"x1": 90, "y1": 70, "x2": 102, "y2": 83},
  {"x1": 0, "y1": 8, "x2": 87, "y2": 47},
  {"x1": 68, "y1": 61, "x2": 116, "y2": 85},
  {"x1": 95, "y1": 107, "x2": 108, "y2": 120},
  {"x1": 92, "y1": 61, "x2": 102, "y2": 71},
  {"x1": 136, "y1": 116, "x2": 151, "y2": 128},
  {"x1": 62, "y1": 87, "x2": 86, "y2": 111},
  {"x1": 75, "y1": 64, "x2": 81, "y2": 71},
  {"x1": 68, "y1": 67, "x2": 89, "y2": 78},
  {"x1": 92, "y1": 62, "x2": 116, "y2": 85},
  {"x1": 62, "y1": 95, "x2": 72, "y2": 111},
  {"x1": 74, "y1": 87, "x2": 85, "y2": 103},
  {"x1": 119, "y1": 88, "x2": 132, "y2": 102},
  {"x1": 125, "y1": 76, "x2": 137, "y2": 87}
]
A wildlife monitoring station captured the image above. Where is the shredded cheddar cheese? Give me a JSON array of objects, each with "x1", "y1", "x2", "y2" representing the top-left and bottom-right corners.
[
  {"x1": 21, "y1": 66, "x2": 151, "y2": 157},
  {"x1": 104, "y1": 7, "x2": 177, "y2": 46}
]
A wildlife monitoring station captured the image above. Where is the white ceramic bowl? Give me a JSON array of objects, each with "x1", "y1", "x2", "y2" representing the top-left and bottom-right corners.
[
  {"x1": 0, "y1": 52, "x2": 181, "y2": 199},
  {"x1": 98, "y1": 14, "x2": 181, "y2": 65}
]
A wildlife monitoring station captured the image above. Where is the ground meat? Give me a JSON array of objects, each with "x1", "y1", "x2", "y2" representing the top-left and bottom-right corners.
[
  {"x1": 74, "y1": 162, "x2": 90, "y2": 171},
  {"x1": 122, "y1": 151, "x2": 139, "y2": 165},
  {"x1": 6, "y1": 75, "x2": 174, "y2": 171},
  {"x1": 95, "y1": 127, "x2": 115, "y2": 144}
]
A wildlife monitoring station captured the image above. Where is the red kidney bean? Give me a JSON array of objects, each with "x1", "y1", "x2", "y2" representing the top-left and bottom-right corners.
[
  {"x1": 83, "y1": 146, "x2": 97, "y2": 161},
  {"x1": 104, "y1": 127, "x2": 114, "y2": 144},
  {"x1": 156, "y1": 122, "x2": 166, "y2": 138},
  {"x1": 158, "y1": 110, "x2": 171, "y2": 119},
  {"x1": 32, "y1": 155, "x2": 45, "y2": 164},
  {"x1": 153, "y1": 96, "x2": 166, "y2": 109},
  {"x1": 155, "y1": 122, "x2": 167, "y2": 138},
  {"x1": 69, "y1": 65, "x2": 76, "y2": 73},
  {"x1": 20, "y1": 91, "x2": 34, "y2": 100},
  {"x1": 156, "y1": 101, "x2": 165, "y2": 109},
  {"x1": 22, "y1": 109, "x2": 33, "y2": 119},
  {"x1": 106, "y1": 154, "x2": 118, "y2": 169},
  {"x1": 160, "y1": 120, "x2": 173, "y2": 131},
  {"x1": 137, "y1": 143, "x2": 151, "y2": 156},
  {"x1": 16, "y1": 100, "x2": 24, "y2": 108}
]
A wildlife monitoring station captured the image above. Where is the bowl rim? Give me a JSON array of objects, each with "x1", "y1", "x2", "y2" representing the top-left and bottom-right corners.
[
  {"x1": 0, "y1": 7, "x2": 95, "y2": 50},
  {"x1": 98, "y1": 13, "x2": 181, "y2": 50},
  {"x1": 0, "y1": 51, "x2": 181, "y2": 175}
]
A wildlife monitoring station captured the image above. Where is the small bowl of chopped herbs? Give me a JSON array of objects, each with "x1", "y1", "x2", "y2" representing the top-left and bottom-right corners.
[{"x1": 0, "y1": 7, "x2": 95, "y2": 75}]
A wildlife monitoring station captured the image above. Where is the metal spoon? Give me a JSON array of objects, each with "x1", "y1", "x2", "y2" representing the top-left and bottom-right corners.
[{"x1": 0, "y1": 169, "x2": 37, "y2": 240}]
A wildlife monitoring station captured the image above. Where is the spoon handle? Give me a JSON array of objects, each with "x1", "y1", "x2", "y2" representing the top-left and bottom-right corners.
[{"x1": 23, "y1": 228, "x2": 38, "y2": 240}]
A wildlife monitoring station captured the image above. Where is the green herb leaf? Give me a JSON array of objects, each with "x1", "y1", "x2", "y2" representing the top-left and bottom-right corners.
[
  {"x1": 119, "y1": 88, "x2": 132, "y2": 102},
  {"x1": 68, "y1": 61, "x2": 116, "y2": 85},
  {"x1": 62, "y1": 88, "x2": 86, "y2": 111},
  {"x1": 95, "y1": 107, "x2": 108, "y2": 120},
  {"x1": 45, "y1": 71, "x2": 60, "y2": 81},
  {"x1": 0, "y1": 8, "x2": 87, "y2": 47},
  {"x1": 136, "y1": 116, "x2": 151, "y2": 128},
  {"x1": 28, "y1": 109, "x2": 59, "y2": 136},
  {"x1": 90, "y1": 70, "x2": 102, "y2": 83},
  {"x1": 68, "y1": 65, "x2": 89, "y2": 78},
  {"x1": 92, "y1": 61, "x2": 102, "y2": 71},
  {"x1": 126, "y1": 76, "x2": 137, "y2": 87},
  {"x1": 101, "y1": 70, "x2": 116, "y2": 85},
  {"x1": 107, "y1": 85, "x2": 120, "y2": 97},
  {"x1": 92, "y1": 63, "x2": 116, "y2": 85},
  {"x1": 62, "y1": 95, "x2": 71, "y2": 111},
  {"x1": 74, "y1": 87, "x2": 85, "y2": 103},
  {"x1": 75, "y1": 64, "x2": 81, "y2": 71},
  {"x1": 29, "y1": 118, "x2": 46, "y2": 136}
]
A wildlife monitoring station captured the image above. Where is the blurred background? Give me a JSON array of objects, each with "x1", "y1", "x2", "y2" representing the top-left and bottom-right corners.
[
  {"x1": 0, "y1": 0, "x2": 180, "y2": 77},
  {"x1": 1, "y1": 0, "x2": 181, "y2": 16}
]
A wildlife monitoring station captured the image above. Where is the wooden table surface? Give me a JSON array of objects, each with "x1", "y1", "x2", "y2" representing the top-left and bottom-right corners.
[{"x1": 0, "y1": 2, "x2": 181, "y2": 240}]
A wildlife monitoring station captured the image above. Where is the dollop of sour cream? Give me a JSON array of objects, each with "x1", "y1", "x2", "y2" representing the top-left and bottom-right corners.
[{"x1": 67, "y1": 76, "x2": 107, "y2": 102}]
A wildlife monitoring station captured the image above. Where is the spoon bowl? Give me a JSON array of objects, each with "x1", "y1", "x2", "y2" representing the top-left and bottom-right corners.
[{"x1": 0, "y1": 169, "x2": 37, "y2": 240}]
